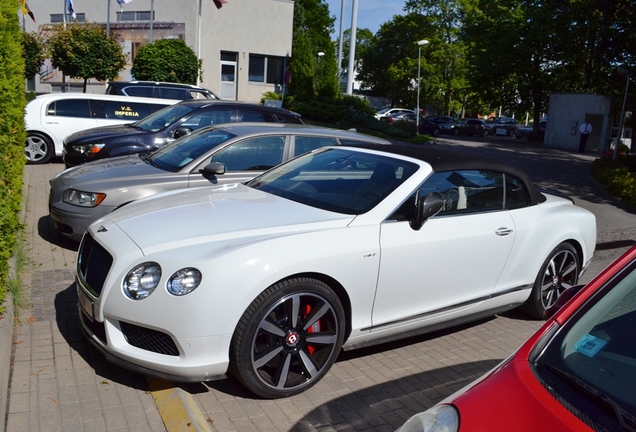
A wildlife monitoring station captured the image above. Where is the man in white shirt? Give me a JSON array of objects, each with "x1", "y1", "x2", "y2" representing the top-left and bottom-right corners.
[{"x1": 578, "y1": 119, "x2": 592, "y2": 153}]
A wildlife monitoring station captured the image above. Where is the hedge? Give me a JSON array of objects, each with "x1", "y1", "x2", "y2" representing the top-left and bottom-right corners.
[{"x1": 0, "y1": 0, "x2": 27, "y2": 314}]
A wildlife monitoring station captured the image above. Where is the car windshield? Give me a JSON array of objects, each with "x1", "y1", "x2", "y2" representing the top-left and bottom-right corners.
[
  {"x1": 246, "y1": 147, "x2": 419, "y2": 214},
  {"x1": 534, "y1": 260, "x2": 636, "y2": 430},
  {"x1": 146, "y1": 128, "x2": 235, "y2": 172},
  {"x1": 134, "y1": 103, "x2": 199, "y2": 132}
]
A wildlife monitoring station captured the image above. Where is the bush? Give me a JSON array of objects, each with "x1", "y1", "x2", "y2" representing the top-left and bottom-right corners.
[
  {"x1": 591, "y1": 155, "x2": 636, "y2": 208},
  {"x1": 0, "y1": 0, "x2": 27, "y2": 314}
]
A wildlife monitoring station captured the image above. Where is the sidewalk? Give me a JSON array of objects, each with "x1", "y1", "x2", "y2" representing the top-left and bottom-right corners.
[{"x1": 5, "y1": 162, "x2": 166, "y2": 432}]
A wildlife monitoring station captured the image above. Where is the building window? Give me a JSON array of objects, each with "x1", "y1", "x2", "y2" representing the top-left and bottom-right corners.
[
  {"x1": 116, "y1": 11, "x2": 154, "y2": 21},
  {"x1": 249, "y1": 55, "x2": 285, "y2": 85},
  {"x1": 50, "y1": 13, "x2": 85, "y2": 23}
]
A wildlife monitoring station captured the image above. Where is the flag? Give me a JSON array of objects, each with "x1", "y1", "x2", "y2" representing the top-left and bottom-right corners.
[
  {"x1": 66, "y1": 0, "x2": 76, "y2": 19},
  {"x1": 20, "y1": 0, "x2": 36, "y2": 22},
  {"x1": 117, "y1": 0, "x2": 133, "y2": 3},
  {"x1": 213, "y1": 0, "x2": 227, "y2": 9}
]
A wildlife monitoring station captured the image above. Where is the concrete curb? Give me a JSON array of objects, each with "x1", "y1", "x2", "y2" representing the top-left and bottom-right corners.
[
  {"x1": 148, "y1": 378, "x2": 212, "y2": 432},
  {"x1": 0, "y1": 295, "x2": 14, "y2": 432}
]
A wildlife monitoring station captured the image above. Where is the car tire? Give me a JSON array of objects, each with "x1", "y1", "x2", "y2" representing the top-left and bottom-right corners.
[
  {"x1": 481, "y1": 129, "x2": 489, "y2": 138},
  {"x1": 524, "y1": 242, "x2": 580, "y2": 319},
  {"x1": 25, "y1": 132, "x2": 54, "y2": 164},
  {"x1": 229, "y1": 277, "x2": 345, "y2": 398},
  {"x1": 508, "y1": 130, "x2": 515, "y2": 137},
  {"x1": 452, "y1": 128, "x2": 460, "y2": 136},
  {"x1": 433, "y1": 128, "x2": 440, "y2": 137}
]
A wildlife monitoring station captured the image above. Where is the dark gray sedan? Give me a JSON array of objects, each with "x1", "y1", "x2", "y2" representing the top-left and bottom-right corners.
[{"x1": 49, "y1": 123, "x2": 391, "y2": 241}]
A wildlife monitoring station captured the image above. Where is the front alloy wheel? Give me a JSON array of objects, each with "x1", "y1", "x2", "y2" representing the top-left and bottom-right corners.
[
  {"x1": 525, "y1": 242, "x2": 579, "y2": 319},
  {"x1": 230, "y1": 278, "x2": 345, "y2": 398}
]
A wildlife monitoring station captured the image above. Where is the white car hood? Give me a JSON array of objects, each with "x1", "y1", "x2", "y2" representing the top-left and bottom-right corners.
[{"x1": 99, "y1": 183, "x2": 354, "y2": 253}]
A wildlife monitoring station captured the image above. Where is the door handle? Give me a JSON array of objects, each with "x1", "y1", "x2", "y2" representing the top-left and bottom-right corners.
[{"x1": 495, "y1": 227, "x2": 513, "y2": 236}]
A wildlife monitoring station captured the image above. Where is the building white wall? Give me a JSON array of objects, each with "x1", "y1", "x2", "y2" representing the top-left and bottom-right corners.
[
  {"x1": 544, "y1": 93, "x2": 611, "y2": 153},
  {"x1": 20, "y1": 0, "x2": 294, "y2": 103}
]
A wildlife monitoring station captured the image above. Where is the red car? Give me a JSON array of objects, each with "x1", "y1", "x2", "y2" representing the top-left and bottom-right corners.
[{"x1": 397, "y1": 245, "x2": 636, "y2": 432}]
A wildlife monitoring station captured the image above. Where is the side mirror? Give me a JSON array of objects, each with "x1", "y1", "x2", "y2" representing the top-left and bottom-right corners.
[
  {"x1": 199, "y1": 162, "x2": 226, "y2": 177},
  {"x1": 174, "y1": 126, "x2": 193, "y2": 139},
  {"x1": 544, "y1": 284, "x2": 585, "y2": 319},
  {"x1": 410, "y1": 192, "x2": 443, "y2": 231}
]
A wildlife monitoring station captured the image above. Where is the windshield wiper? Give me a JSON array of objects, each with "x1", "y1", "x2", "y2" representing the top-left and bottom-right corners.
[
  {"x1": 139, "y1": 153, "x2": 161, "y2": 169},
  {"x1": 546, "y1": 364, "x2": 636, "y2": 431}
]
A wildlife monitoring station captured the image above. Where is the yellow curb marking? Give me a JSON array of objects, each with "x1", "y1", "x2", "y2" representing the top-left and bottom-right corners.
[{"x1": 147, "y1": 378, "x2": 212, "y2": 432}]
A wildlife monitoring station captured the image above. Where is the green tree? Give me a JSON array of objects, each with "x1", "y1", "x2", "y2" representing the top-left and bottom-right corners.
[
  {"x1": 288, "y1": 32, "x2": 315, "y2": 101},
  {"x1": 47, "y1": 23, "x2": 126, "y2": 92},
  {"x1": 21, "y1": 31, "x2": 45, "y2": 80},
  {"x1": 316, "y1": 42, "x2": 339, "y2": 99},
  {"x1": 0, "y1": 0, "x2": 27, "y2": 311},
  {"x1": 131, "y1": 38, "x2": 202, "y2": 84},
  {"x1": 337, "y1": 27, "x2": 373, "y2": 76}
]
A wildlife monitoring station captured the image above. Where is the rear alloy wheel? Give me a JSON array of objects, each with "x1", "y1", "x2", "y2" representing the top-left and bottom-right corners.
[
  {"x1": 452, "y1": 128, "x2": 460, "y2": 136},
  {"x1": 481, "y1": 129, "x2": 489, "y2": 138},
  {"x1": 25, "y1": 133, "x2": 54, "y2": 164},
  {"x1": 230, "y1": 278, "x2": 345, "y2": 398},
  {"x1": 524, "y1": 242, "x2": 579, "y2": 319}
]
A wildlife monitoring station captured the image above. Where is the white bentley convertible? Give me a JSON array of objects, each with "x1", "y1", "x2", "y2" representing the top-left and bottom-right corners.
[{"x1": 76, "y1": 144, "x2": 596, "y2": 398}]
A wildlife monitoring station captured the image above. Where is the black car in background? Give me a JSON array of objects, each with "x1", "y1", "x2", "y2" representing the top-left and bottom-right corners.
[
  {"x1": 106, "y1": 81, "x2": 219, "y2": 100},
  {"x1": 63, "y1": 100, "x2": 303, "y2": 167},
  {"x1": 450, "y1": 118, "x2": 493, "y2": 137},
  {"x1": 380, "y1": 112, "x2": 441, "y2": 137},
  {"x1": 515, "y1": 121, "x2": 546, "y2": 141}
]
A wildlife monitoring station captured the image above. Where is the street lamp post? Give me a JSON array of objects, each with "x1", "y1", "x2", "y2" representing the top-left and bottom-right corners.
[
  {"x1": 416, "y1": 40, "x2": 429, "y2": 134},
  {"x1": 614, "y1": 66, "x2": 631, "y2": 160}
]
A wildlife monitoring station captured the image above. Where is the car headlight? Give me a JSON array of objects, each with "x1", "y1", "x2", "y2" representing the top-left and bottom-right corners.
[
  {"x1": 62, "y1": 189, "x2": 106, "y2": 207},
  {"x1": 395, "y1": 405, "x2": 459, "y2": 432},
  {"x1": 123, "y1": 262, "x2": 162, "y2": 300},
  {"x1": 167, "y1": 268, "x2": 202, "y2": 296},
  {"x1": 75, "y1": 143, "x2": 105, "y2": 155}
]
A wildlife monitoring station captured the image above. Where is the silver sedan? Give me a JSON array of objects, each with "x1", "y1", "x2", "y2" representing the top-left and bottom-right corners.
[{"x1": 49, "y1": 123, "x2": 391, "y2": 241}]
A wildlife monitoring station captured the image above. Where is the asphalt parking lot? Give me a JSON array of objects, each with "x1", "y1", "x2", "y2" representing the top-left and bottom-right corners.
[{"x1": 5, "y1": 134, "x2": 636, "y2": 432}]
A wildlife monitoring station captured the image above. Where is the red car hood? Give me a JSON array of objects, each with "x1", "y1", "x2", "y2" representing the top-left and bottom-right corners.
[{"x1": 452, "y1": 325, "x2": 591, "y2": 431}]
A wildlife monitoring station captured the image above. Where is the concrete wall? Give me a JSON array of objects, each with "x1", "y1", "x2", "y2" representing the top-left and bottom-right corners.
[
  {"x1": 20, "y1": 0, "x2": 294, "y2": 103},
  {"x1": 544, "y1": 93, "x2": 611, "y2": 153}
]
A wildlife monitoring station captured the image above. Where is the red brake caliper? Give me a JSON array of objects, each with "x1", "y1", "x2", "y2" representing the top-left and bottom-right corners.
[{"x1": 305, "y1": 304, "x2": 320, "y2": 355}]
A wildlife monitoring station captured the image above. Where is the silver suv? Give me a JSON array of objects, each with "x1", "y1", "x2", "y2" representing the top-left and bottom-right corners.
[{"x1": 487, "y1": 117, "x2": 518, "y2": 137}]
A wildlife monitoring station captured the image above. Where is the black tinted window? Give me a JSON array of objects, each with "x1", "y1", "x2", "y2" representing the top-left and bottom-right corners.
[
  {"x1": 293, "y1": 136, "x2": 337, "y2": 156},
  {"x1": 122, "y1": 86, "x2": 154, "y2": 97},
  {"x1": 211, "y1": 136, "x2": 285, "y2": 171},
  {"x1": 239, "y1": 110, "x2": 276, "y2": 122},
  {"x1": 48, "y1": 99, "x2": 91, "y2": 118},
  {"x1": 505, "y1": 175, "x2": 530, "y2": 209},
  {"x1": 156, "y1": 88, "x2": 188, "y2": 100}
]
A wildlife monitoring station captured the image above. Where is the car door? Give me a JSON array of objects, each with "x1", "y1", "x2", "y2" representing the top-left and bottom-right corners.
[
  {"x1": 188, "y1": 135, "x2": 289, "y2": 187},
  {"x1": 43, "y1": 98, "x2": 98, "y2": 145},
  {"x1": 371, "y1": 170, "x2": 516, "y2": 328}
]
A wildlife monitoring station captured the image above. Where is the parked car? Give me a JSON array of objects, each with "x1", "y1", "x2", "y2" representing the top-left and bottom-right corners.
[
  {"x1": 105, "y1": 81, "x2": 219, "y2": 100},
  {"x1": 24, "y1": 93, "x2": 179, "y2": 164},
  {"x1": 424, "y1": 115, "x2": 457, "y2": 124},
  {"x1": 374, "y1": 107, "x2": 414, "y2": 120},
  {"x1": 50, "y1": 124, "x2": 390, "y2": 242},
  {"x1": 486, "y1": 116, "x2": 518, "y2": 136},
  {"x1": 516, "y1": 121, "x2": 547, "y2": 141},
  {"x1": 396, "y1": 245, "x2": 636, "y2": 432},
  {"x1": 75, "y1": 143, "x2": 595, "y2": 399},
  {"x1": 449, "y1": 118, "x2": 493, "y2": 137},
  {"x1": 380, "y1": 112, "x2": 441, "y2": 137},
  {"x1": 62, "y1": 100, "x2": 303, "y2": 167}
]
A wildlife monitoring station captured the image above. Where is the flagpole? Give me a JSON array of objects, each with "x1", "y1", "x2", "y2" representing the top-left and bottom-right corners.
[
  {"x1": 336, "y1": 0, "x2": 346, "y2": 85},
  {"x1": 197, "y1": 0, "x2": 202, "y2": 86},
  {"x1": 149, "y1": 0, "x2": 154, "y2": 43},
  {"x1": 107, "y1": 0, "x2": 111, "y2": 38},
  {"x1": 62, "y1": 0, "x2": 67, "y2": 93},
  {"x1": 346, "y1": 0, "x2": 358, "y2": 95}
]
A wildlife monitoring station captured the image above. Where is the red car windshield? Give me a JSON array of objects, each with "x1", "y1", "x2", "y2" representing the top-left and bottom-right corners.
[{"x1": 533, "y1": 259, "x2": 636, "y2": 430}]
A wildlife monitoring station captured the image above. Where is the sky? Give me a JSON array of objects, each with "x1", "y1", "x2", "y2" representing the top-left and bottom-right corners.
[{"x1": 323, "y1": 0, "x2": 406, "y2": 37}]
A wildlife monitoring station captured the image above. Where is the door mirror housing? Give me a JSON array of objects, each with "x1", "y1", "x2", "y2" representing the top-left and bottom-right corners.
[
  {"x1": 199, "y1": 162, "x2": 226, "y2": 177},
  {"x1": 174, "y1": 126, "x2": 193, "y2": 139},
  {"x1": 410, "y1": 192, "x2": 443, "y2": 231}
]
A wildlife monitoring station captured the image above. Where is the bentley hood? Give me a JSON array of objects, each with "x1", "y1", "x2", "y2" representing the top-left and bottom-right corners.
[{"x1": 93, "y1": 183, "x2": 354, "y2": 253}]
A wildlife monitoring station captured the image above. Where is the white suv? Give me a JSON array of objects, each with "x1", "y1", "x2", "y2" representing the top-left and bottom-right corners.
[{"x1": 24, "y1": 93, "x2": 179, "y2": 164}]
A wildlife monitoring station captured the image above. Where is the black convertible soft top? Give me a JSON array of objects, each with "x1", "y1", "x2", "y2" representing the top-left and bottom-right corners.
[{"x1": 349, "y1": 143, "x2": 547, "y2": 205}]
